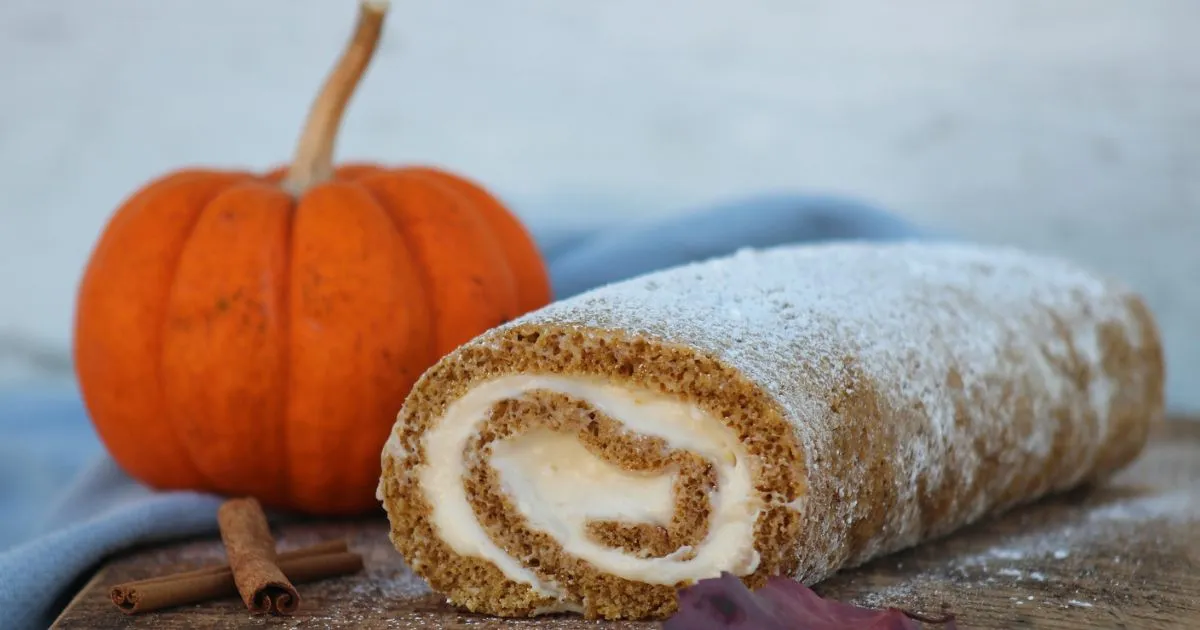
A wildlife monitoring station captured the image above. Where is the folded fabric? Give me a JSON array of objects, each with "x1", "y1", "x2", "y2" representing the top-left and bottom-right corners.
[
  {"x1": 547, "y1": 193, "x2": 933, "y2": 298},
  {"x1": 0, "y1": 462, "x2": 224, "y2": 629},
  {"x1": 0, "y1": 387, "x2": 101, "y2": 550},
  {"x1": 0, "y1": 192, "x2": 930, "y2": 629}
]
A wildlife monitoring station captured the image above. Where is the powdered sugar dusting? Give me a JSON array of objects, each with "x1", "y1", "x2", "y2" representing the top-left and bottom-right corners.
[
  {"x1": 847, "y1": 482, "x2": 1197, "y2": 613},
  {"x1": 495, "y1": 240, "x2": 1161, "y2": 582}
]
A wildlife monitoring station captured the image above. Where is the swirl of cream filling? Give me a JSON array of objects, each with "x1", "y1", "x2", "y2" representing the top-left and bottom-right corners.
[{"x1": 415, "y1": 374, "x2": 763, "y2": 600}]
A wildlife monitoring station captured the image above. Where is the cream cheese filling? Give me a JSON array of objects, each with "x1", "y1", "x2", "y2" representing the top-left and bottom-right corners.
[
  {"x1": 489, "y1": 427, "x2": 678, "y2": 529},
  {"x1": 415, "y1": 374, "x2": 762, "y2": 599}
]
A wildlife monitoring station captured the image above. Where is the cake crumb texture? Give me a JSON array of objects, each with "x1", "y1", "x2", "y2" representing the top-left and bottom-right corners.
[{"x1": 379, "y1": 241, "x2": 1164, "y2": 620}]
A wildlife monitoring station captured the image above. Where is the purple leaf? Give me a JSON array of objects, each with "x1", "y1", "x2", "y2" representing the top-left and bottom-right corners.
[{"x1": 664, "y1": 572, "x2": 957, "y2": 630}]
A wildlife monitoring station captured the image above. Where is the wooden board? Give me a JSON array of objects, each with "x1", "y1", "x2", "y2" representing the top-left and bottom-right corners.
[{"x1": 53, "y1": 420, "x2": 1200, "y2": 629}]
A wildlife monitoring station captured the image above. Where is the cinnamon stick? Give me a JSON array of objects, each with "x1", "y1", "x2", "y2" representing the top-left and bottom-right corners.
[
  {"x1": 217, "y1": 497, "x2": 301, "y2": 615},
  {"x1": 110, "y1": 540, "x2": 362, "y2": 615}
]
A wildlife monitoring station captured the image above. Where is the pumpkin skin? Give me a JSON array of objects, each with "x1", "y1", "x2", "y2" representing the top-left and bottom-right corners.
[
  {"x1": 73, "y1": 164, "x2": 549, "y2": 515},
  {"x1": 71, "y1": 2, "x2": 551, "y2": 515}
]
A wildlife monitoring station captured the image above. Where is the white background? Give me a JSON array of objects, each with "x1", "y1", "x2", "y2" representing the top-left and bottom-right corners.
[{"x1": 1, "y1": 0, "x2": 1197, "y2": 410}]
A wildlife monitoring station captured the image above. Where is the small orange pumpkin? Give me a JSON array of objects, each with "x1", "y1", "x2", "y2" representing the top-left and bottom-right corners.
[{"x1": 72, "y1": 0, "x2": 550, "y2": 515}]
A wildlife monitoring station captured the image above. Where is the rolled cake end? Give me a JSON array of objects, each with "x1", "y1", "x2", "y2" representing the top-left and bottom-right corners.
[
  {"x1": 378, "y1": 324, "x2": 808, "y2": 619},
  {"x1": 378, "y1": 241, "x2": 1166, "y2": 621}
]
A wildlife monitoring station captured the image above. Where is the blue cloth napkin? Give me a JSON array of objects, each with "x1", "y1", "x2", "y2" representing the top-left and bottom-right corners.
[{"x1": 0, "y1": 192, "x2": 929, "y2": 629}]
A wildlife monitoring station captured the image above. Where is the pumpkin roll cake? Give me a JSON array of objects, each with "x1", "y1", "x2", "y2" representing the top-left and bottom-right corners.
[{"x1": 377, "y1": 241, "x2": 1164, "y2": 620}]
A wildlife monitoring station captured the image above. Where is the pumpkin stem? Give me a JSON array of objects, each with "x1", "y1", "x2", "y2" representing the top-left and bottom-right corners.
[{"x1": 281, "y1": 0, "x2": 390, "y2": 196}]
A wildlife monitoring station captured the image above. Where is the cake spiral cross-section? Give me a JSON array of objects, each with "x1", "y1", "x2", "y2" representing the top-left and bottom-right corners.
[{"x1": 377, "y1": 241, "x2": 1165, "y2": 620}]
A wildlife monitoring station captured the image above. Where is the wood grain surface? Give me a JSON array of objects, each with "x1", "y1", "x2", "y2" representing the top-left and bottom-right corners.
[{"x1": 52, "y1": 420, "x2": 1200, "y2": 629}]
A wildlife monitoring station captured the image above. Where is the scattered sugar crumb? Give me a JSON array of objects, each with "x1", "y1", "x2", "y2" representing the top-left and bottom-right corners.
[
  {"x1": 989, "y1": 548, "x2": 1027, "y2": 561},
  {"x1": 1084, "y1": 491, "x2": 1197, "y2": 524},
  {"x1": 852, "y1": 482, "x2": 1195, "y2": 611}
]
